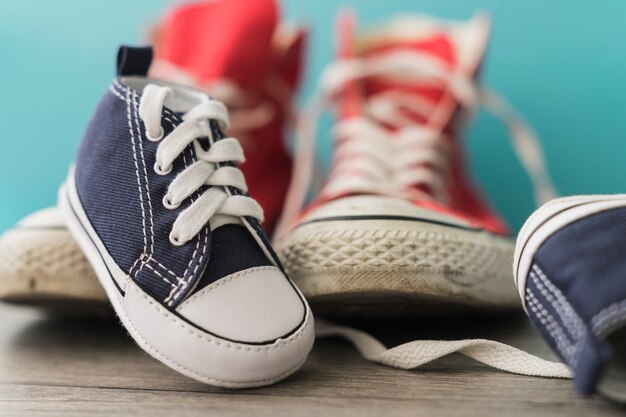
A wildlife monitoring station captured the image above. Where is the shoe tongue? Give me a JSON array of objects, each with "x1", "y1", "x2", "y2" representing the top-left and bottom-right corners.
[
  {"x1": 362, "y1": 31, "x2": 457, "y2": 67},
  {"x1": 154, "y1": 0, "x2": 278, "y2": 92},
  {"x1": 327, "y1": 15, "x2": 492, "y2": 209},
  {"x1": 355, "y1": 15, "x2": 488, "y2": 129},
  {"x1": 359, "y1": 31, "x2": 457, "y2": 129}
]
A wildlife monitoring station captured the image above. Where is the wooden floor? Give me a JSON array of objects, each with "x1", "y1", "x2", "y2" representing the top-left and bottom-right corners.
[{"x1": 0, "y1": 303, "x2": 623, "y2": 417}]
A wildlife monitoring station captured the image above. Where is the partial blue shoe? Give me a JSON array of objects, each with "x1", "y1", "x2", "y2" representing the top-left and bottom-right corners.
[
  {"x1": 58, "y1": 47, "x2": 314, "y2": 388},
  {"x1": 514, "y1": 194, "x2": 626, "y2": 401}
]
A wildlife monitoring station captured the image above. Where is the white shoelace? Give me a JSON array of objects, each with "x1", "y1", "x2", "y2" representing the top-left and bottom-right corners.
[
  {"x1": 316, "y1": 319, "x2": 572, "y2": 378},
  {"x1": 274, "y1": 49, "x2": 568, "y2": 378},
  {"x1": 138, "y1": 84, "x2": 263, "y2": 246},
  {"x1": 274, "y1": 49, "x2": 558, "y2": 241},
  {"x1": 150, "y1": 59, "x2": 293, "y2": 146}
]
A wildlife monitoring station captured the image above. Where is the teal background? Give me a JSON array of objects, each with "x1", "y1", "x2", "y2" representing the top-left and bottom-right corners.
[{"x1": 1, "y1": 0, "x2": 625, "y2": 233}]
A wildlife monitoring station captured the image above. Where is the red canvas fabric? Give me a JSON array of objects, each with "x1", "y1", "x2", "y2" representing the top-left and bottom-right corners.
[{"x1": 150, "y1": 0, "x2": 305, "y2": 234}]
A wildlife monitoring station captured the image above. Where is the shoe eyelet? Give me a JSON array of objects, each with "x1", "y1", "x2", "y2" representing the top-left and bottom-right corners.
[
  {"x1": 169, "y1": 231, "x2": 184, "y2": 246},
  {"x1": 162, "y1": 194, "x2": 180, "y2": 210},
  {"x1": 146, "y1": 126, "x2": 164, "y2": 142},
  {"x1": 154, "y1": 161, "x2": 172, "y2": 176}
]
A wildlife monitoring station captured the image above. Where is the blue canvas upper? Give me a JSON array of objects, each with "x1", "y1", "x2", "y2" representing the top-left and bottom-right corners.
[
  {"x1": 525, "y1": 206, "x2": 626, "y2": 395},
  {"x1": 74, "y1": 79, "x2": 276, "y2": 308}
]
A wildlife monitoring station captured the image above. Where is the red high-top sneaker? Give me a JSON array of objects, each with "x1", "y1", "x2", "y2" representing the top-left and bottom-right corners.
[
  {"x1": 150, "y1": 0, "x2": 306, "y2": 234},
  {"x1": 276, "y1": 12, "x2": 557, "y2": 318}
]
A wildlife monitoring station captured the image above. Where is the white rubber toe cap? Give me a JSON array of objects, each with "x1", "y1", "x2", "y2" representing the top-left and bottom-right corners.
[
  {"x1": 177, "y1": 266, "x2": 307, "y2": 343},
  {"x1": 123, "y1": 275, "x2": 314, "y2": 388}
]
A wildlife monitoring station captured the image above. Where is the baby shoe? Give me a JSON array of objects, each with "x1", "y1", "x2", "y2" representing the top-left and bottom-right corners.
[
  {"x1": 58, "y1": 46, "x2": 313, "y2": 388},
  {"x1": 514, "y1": 194, "x2": 626, "y2": 401}
]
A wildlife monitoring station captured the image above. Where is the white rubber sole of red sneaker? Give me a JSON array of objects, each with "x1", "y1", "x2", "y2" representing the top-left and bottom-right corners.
[
  {"x1": 59, "y1": 168, "x2": 314, "y2": 388},
  {"x1": 279, "y1": 217, "x2": 520, "y2": 318},
  {"x1": 0, "y1": 217, "x2": 109, "y2": 315}
]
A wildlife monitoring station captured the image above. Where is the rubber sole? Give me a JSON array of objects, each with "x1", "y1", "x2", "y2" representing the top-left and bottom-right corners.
[
  {"x1": 0, "y1": 224, "x2": 109, "y2": 316},
  {"x1": 279, "y1": 217, "x2": 520, "y2": 319}
]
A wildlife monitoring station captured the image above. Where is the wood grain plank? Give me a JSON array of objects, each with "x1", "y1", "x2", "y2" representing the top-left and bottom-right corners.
[{"x1": 0, "y1": 304, "x2": 622, "y2": 416}]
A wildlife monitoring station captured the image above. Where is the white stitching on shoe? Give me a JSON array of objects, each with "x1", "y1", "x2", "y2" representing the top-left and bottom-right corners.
[
  {"x1": 532, "y1": 265, "x2": 585, "y2": 339},
  {"x1": 164, "y1": 211, "x2": 208, "y2": 305},
  {"x1": 530, "y1": 271, "x2": 583, "y2": 341},
  {"x1": 132, "y1": 92, "x2": 156, "y2": 255},
  {"x1": 117, "y1": 81, "x2": 189, "y2": 288},
  {"x1": 135, "y1": 98, "x2": 191, "y2": 287},
  {"x1": 109, "y1": 84, "x2": 126, "y2": 101},
  {"x1": 145, "y1": 257, "x2": 183, "y2": 282},
  {"x1": 162, "y1": 115, "x2": 176, "y2": 125},
  {"x1": 129, "y1": 92, "x2": 159, "y2": 280},
  {"x1": 143, "y1": 263, "x2": 176, "y2": 288},
  {"x1": 125, "y1": 87, "x2": 149, "y2": 276},
  {"x1": 163, "y1": 149, "x2": 200, "y2": 304},
  {"x1": 170, "y1": 127, "x2": 208, "y2": 292},
  {"x1": 591, "y1": 298, "x2": 626, "y2": 336},
  {"x1": 119, "y1": 82, "x2": 174, "y2": 284},
  {"x1": 163, "y1": 144, "x2": 210, "y2": 306},
  {"x1": 526, "y1": 289, "x2": 576, "y2": 365},
  {"x1": 128, "y1": 253, "x2": 145, "y2": 277},
  {"x1": 114, "y1": 80, "x2": 215, "y2": 304}
]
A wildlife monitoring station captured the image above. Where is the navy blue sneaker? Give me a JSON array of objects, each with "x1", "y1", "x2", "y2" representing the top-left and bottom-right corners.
[
  {"x1": 58, "y1": 47, "x2": 314, "y2": 388},
  {"x1": 514, "y1": 195, "x2": 626, "y2": 402}
]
